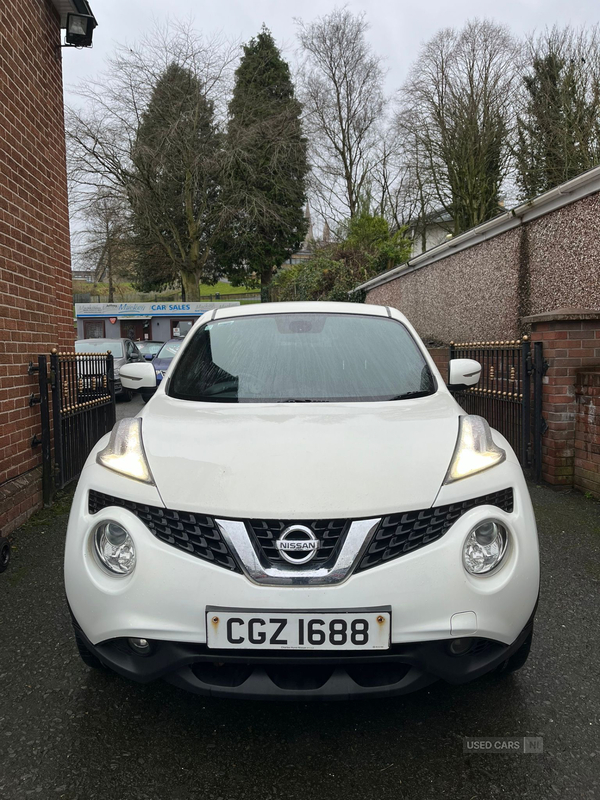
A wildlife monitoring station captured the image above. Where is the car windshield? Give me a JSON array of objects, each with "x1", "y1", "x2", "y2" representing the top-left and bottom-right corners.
[
  {"x1": 75, "y1": 341, "x2": 123, "y2": 357},
  {"x1": 169, "y1": 313, "x2": 435, "y2": 403},
  {"x1": 137, "y1": 342, "x2": 163, "y2": 356},
  {"x1": 157, "y1": 341, "x2": 183, "y2": 359}
]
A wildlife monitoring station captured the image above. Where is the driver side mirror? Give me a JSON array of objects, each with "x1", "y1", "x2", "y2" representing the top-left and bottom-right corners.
[
  {"x1": 120, "y1": 361, "x2": 157, "y2": 390},
  {"x1": 448, "y1": 358, "x2": 481, "y2": 389}
]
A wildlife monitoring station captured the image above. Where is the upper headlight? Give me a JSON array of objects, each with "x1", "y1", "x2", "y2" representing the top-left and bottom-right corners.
[
  {"x1": 444, "y1": 415, "x2": 505, "y2": 484},
  {"x1": 97, "y1": 418, "x2": 154, "y2": 484}
]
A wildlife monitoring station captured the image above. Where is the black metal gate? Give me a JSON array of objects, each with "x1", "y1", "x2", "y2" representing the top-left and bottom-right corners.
[
  {"x1": 449, "y1": 338, "x2": 545, "y2": 479},
  {"x1": 32, "y1": 348, "x2": 116, "y2": 503}
]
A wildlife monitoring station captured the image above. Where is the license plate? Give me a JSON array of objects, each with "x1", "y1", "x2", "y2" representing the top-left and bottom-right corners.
[{"x1": 206, "y1": 608, "x2": 391, "y2": 651}]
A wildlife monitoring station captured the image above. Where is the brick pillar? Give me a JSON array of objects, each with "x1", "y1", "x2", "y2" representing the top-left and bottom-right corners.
[
  {"x1": 523, "y1": 308, "x2": 600, "y2": 488},
  {"x1": 427, "y1": 347, "x2": 450, "y2": 381},
  {"x1": 427, "y1": 346, "x2": 450, "y2": 381},
  {"x1": 574, "y1": 370, "x2": 600, "y2": 498}
]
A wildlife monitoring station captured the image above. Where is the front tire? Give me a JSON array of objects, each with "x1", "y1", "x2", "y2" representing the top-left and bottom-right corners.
[
  {"x1": 120, "y1": 388, "x2": 133, "y2": 402},
  {"x1": 496, "y1": 630, "x2": 533, "y2": 675},
  {"x1": 74, "y1": 627, "x2": 105, "y2": 670}
]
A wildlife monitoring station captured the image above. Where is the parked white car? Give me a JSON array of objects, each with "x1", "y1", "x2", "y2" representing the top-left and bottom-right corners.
[{"x1": 64, "y1": 302, "x2": 539, "y2": 700}]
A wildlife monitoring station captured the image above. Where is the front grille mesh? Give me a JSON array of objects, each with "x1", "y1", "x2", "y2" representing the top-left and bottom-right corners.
[
  {"x1": 88, "y1": 490, "x2": 241, "y2": 573},
  {"x1": 247, "y1": 518, "x2": 348, "y2": 565},
  {"x1": 356, "y1": 487, "x2": 514, "y2": 572},
  {"x1": 89, "y1": 487, "x2": 513, "y2": 576}
]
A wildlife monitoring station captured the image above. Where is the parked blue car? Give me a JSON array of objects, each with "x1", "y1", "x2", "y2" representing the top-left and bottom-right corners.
[{"x1": 140, "y1": 339, "x2": 183, "y2": 403}]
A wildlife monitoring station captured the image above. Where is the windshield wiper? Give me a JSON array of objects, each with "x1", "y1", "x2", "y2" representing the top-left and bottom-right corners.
[
  {"x1": 276, "y1": 398, "x2": 321, "y2": 403},
  {"x1": 388, "y1": 390, "x2": 433, "y2": 401}
]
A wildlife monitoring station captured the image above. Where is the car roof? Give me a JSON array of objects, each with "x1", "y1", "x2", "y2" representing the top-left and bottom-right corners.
[
  {"x1": 77, "y1": 337, "x2": 129, "y2": 343},
  {"x1": 211, "y1": 301, "x2": 390, "y2": 321}
]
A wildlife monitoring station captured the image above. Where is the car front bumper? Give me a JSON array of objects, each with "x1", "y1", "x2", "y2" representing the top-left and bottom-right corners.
[
  {"x1": 65, "y1": 453, "x2": 540, "y2": 700},
  {"x1": 72, "y1": 610, "x2": 535, "y2": 700}
]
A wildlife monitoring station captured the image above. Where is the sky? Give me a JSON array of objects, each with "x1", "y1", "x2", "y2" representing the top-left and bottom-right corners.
[{"x1": 62, "y1": 0, "x2": 600, "y2": 104}]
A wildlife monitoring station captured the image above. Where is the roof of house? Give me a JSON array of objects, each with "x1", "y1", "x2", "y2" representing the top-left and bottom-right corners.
[
  {"x1": 51, "y1": 0, "x2": 96, "y2": 27},
  {"x1": 355, "y1": 165, "x2": 600, "y2": 293}
]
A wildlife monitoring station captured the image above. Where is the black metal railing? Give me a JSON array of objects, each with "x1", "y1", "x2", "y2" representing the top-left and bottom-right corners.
[
  {"x1": 449, "y1": 337, "x2": 545, "y2": 479},
  {"x1": 33, "y1": 349, "x2": 116, "y2": 503},
  {"x1": 50, "y1": 350, "x2": 116, "y2": 489}
]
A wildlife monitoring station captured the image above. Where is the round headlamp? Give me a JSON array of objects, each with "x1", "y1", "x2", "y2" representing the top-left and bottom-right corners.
[
  {"x1": 463, "y1": 520, "x2": 508, "y2": 575},
  {"x1": 94, "y1": 521, "x2": 136, "y2": 575}
]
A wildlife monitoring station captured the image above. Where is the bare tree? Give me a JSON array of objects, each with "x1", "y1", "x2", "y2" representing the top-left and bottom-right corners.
[
  {"x1": 399, "y1": 20, "x2": 521, "y2": 236},
  {"x1": 367, "y1": 124, "x2": 440, "y2": 253},
  {"x1": 66, "y1": 22, "x2": 238, "y2": 300},
  {"x1": 71, "y1": 189, "x2": 133, "y2": 302},
  {"x1": 296, "y1": 9, "x2": 386, "y2": 223}
]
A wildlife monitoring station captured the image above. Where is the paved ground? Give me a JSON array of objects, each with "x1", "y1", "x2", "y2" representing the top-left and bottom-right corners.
[
  {"x1": 0, "y1": 484, "x2": 598, "y2": 800},
  {"x1": 116, "y1": 391, "x2": 145, "y2": 421}
]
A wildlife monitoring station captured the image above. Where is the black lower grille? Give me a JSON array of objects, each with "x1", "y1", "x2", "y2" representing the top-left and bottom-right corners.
[
  {"x1": 88, "y1": 490, "x2": 241, "y2": 573},
  {"x1": 356, "y1": 488, "x2": 514, "y2": 572},
  {"x1": 247, "y1": 518, "x2": 348, "y2": 565}
]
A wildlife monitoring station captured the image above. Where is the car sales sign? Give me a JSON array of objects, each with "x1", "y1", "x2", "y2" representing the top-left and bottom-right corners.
[{"x1": 75, "y1": 301, "x2": 240, "y2": 318}]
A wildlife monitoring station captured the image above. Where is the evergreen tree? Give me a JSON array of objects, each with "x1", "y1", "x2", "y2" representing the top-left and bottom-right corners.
[
  {"x1": 516, "y1": 28, "x2": 600, "y2": 199},
  {"x1": 222, "y1": 28, "x2": 309, "y2": 301},
  {"x1": 130, "y1": 63, "x2": 223, "y2": 299}
]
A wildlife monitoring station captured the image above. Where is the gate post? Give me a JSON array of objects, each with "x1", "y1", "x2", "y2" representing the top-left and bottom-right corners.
[
  {"x1": 533, "y1": 341, "x2": 545, "y2": 483},
  {"x1": 521, "y1": 338, "x2": 531, "y2": 471},
  {"x1": 50, "y1": 349, "x2": 64, "y2": 490},
  {"x1": 107, "y1": 353, "x2": 116, "y2": 428},
  {"x1": 38, "y1": 356, "x2": 53, "y2": 505}
]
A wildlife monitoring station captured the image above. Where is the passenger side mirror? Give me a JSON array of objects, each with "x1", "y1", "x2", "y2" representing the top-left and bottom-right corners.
[
  {"x1": 120, "y1": 361, "x2": 157, "y2": 390},
  {"x1": 448, "y1": 359, "x2": 481, "y2": 389}
]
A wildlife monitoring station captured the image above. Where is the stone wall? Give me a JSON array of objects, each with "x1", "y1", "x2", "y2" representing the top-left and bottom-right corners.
[{"x1": 366, "y1": 193, "x2": 600, "y2": 344}]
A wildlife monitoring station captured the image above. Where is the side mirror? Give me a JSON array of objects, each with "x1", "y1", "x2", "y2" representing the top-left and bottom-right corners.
[
  {"x1": 448, "y1": 358, "x2": 481, "y2": 389},
  {"x1": 144, "y1": 353, "x2": 154, "y2": 361},
  {"x1": 120, "y1": 361, "x2": 157, "y2": 390}
]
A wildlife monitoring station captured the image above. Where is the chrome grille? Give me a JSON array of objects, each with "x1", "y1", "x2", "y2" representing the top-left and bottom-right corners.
[{"x1": 247, "y1": 518, "x2": 348, "y2": 565}]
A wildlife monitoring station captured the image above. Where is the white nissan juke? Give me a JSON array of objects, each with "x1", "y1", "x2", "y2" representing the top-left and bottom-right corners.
[{"x1": 64, "y1": 302, "x2": 540, "y2": 700}]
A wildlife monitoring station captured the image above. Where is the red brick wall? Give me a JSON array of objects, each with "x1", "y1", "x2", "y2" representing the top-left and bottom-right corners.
[
  {"x1": 574, "y1": 371, "x2": 600, "y2": 498},
  {"x1": 428, "y1": 347, "x2": 450, "y2": 382},
  {"x1": 0, "y1": 0, "x2": 74, "y2": 535},
  {"x1": 528, "y1": 314, "x2": 600, "y2": 490}
]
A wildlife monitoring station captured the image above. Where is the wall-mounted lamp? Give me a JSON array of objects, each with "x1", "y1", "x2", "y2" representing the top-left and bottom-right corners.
[{"x1": 64, "y1": 13, "x2": 96, "y2": 48}]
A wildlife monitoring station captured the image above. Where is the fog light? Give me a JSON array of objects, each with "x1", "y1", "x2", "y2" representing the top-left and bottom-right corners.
[
  {"x1": 463, "y1": 520, "x2": 508, "y2": 575},
  {"x1": 93, "y1": 521, "x2": 136, "y2": 575},
  {"x1": 448, "y1": 637, "x2": 473, "y2": 656},
  {"x1": 128, "y1": 637, "x2": 152, "y2": 656}
]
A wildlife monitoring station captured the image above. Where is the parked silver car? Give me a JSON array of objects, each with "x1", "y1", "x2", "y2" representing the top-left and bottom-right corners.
[{"x1": 74, "y1": 338, "x2": 144, "y2": 401}]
